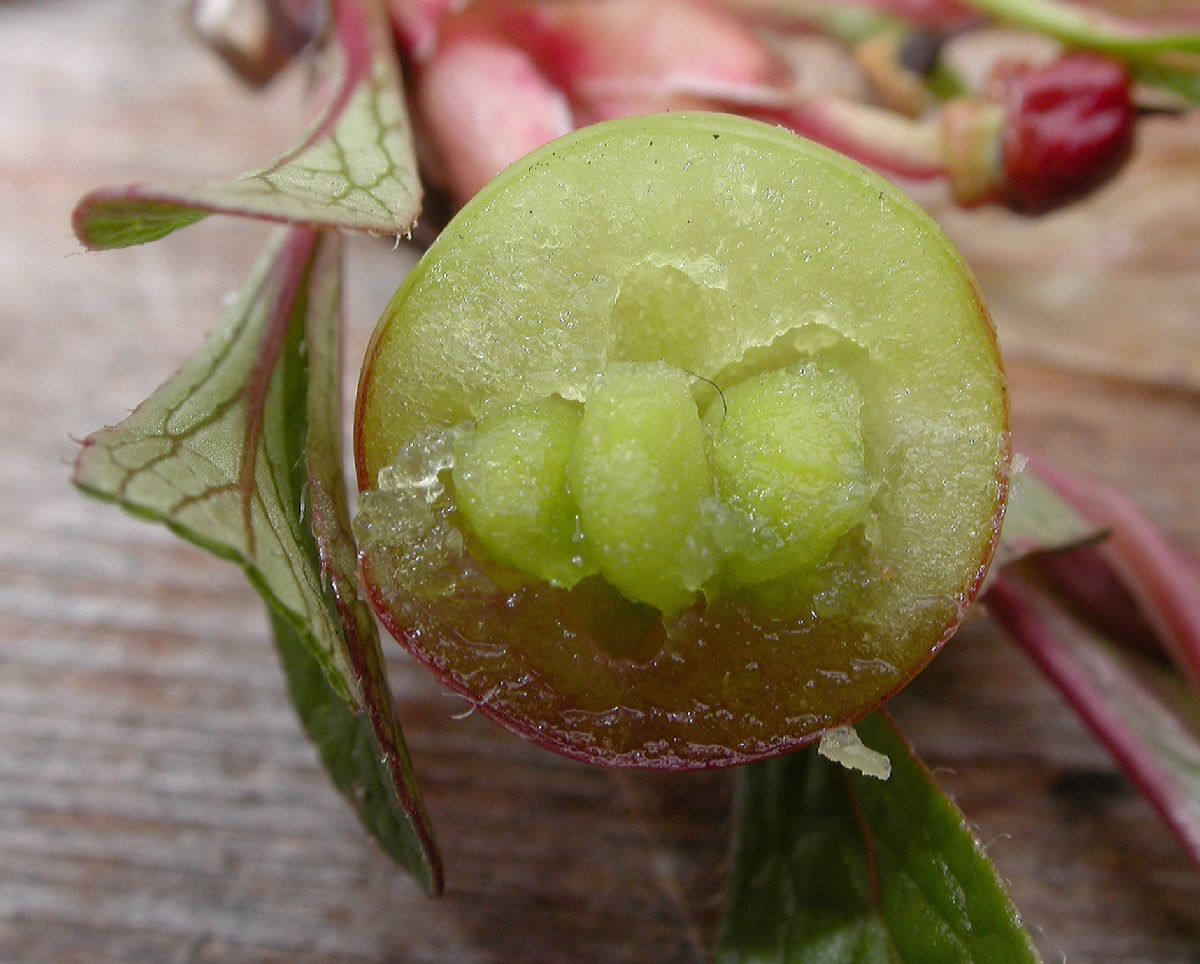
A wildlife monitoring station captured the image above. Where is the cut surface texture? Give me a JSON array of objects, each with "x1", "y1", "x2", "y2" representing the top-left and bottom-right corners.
[
  {"x1": 568, "y1": 362, "x2": 716, "y2": 614},
  {"x1": 355, "y1": 113, "x2": 1009, "y2": 768}
]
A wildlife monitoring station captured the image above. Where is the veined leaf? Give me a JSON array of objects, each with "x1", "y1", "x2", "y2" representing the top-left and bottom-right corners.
[
  {"x1": 73, "y1": 0, "x2": 421, "y2": 250},
  {"x1": 717, "y1": 713, "x2": 1040, "y2": 963},
  {"x1": 74, "y1": 230, "x2": 351, "y2": 690},
  {"x1": 73, "y1": 226, "x2": 442, "y2": 892}
]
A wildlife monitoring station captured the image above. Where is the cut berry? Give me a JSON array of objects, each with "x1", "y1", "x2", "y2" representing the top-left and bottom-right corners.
[{"x1": 354, "y1": 113, "x2": 1009, "y2": 768}]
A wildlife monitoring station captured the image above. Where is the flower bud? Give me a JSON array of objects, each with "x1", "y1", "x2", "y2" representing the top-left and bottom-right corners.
[{"x1": 418, "y1": 32, "x2": 573, "y2": 203}]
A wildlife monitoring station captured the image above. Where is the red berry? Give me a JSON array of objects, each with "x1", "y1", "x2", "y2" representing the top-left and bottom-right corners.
[{"x1": 1000, "y1": 53, "x2": 1134, "y2": 212}]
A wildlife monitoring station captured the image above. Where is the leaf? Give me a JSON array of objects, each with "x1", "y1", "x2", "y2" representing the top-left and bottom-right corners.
[
  {"x1": 74, "y1": 230, "x2": 348, "y2": 690},
  {"x1": 73, "y1": 0, "x2": 421, "y2": 250},
  {"x1": 73, "y1": 226, "x2": 442, "y2": 892},
  {"x1": 271, "y1": 613, "x2": 442, "y2": 888},
  {"x1": 989, "y1": 572, "x2": 1200, "y2": 870},
  {"x1": 717, "y1": 713, "x2": 1041, "y2": 963},
  {"x1": 990, "y1": 461, "x2": 1105, "y2": 575},
  {"x1": 302, "y1": 224, "x2": 444, "y2": 892},
  {"x1": 1030, "y1": 458, "x2": 1200, "y2": 690},
  {"x1": 1131, "y1": 59, "x2": 1200, "y2": 106}
]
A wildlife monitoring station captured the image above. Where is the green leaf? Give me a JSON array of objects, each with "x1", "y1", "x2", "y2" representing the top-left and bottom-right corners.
[
  {"x1": 270, "y1": 612, "x2": 442, "y2": 887},
  {"x1": 73, "y1": 226, "x2": 442, "y2": 893},
  {"x1": 717, "y1": 714, "x2": 1041, "y2": 963},
  {"x1": 73, "y1": 0, "x2": 421, "y2": 250},
  {"x1": 301, "y1": 223, "x2": 444, "y2": 892}
]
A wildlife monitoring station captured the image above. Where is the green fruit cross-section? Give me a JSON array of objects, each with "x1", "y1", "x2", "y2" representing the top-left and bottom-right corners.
[{"x1": 354, "y1": 112, "x2": 1009, "y2": 769}]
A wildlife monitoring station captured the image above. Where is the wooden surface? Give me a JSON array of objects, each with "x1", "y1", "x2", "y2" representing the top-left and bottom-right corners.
[{"x1": 2, "y1": 3, "x2": 1199, "y2": 961}]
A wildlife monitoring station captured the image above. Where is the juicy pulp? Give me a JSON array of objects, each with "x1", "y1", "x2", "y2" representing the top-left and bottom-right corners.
[
  {"x1": 568, "y1": 361, "x2": 715, "y2": 614},
  {"x1": 703, "y1": 362, "x2": 876, "y2": 586},
  {"x1": 452, "y1": 397, "x2": 592, "y2": 587}
]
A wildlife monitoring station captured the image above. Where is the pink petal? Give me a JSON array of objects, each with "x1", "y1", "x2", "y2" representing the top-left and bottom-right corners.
[
  {"x1": 388, "y1": 0, "x2": 461, "y2": 59},
  {"x1": 417, "y1": 32, "x2": 574, "y2": 204},
  {"x1": 473, "y1": 0, "x2": 784, "y2": 111}
]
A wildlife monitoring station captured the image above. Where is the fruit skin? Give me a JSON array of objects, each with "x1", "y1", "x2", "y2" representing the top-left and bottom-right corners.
[{"x1": 354, "y1": 113, "x2": 1010, "y2": 769}]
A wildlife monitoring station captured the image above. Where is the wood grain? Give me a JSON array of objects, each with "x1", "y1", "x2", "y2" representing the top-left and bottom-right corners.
[{"x1": 2, "y1": 3, "x2": 1197, "y2": 961}]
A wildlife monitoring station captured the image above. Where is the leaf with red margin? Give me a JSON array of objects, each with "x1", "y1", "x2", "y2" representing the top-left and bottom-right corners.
[
  {"x1": 989, "y1": 571, "x2": 1200, "y2": 871},
  {"x1": 989, "y1": 460, "x2": 1105, "y2": 578},
  {"x1": 1030, "y1": 458, "x2": 1200, "y2": 690},
  {"x1": 985, "y1": 458, "x2": 1200, "y2": 873},
  {"x1": 72, "y1": 227, "x2": 442, "y2": 893},
  {"x1": 73, "y1": 0, "x2": 421, "y2": 250},
  {"x1": 302, "y1": 226, "x2": 444, "y2": 892},
  {"x1": 717, "y1": 713, "x2": 1040, "y2": 962}
]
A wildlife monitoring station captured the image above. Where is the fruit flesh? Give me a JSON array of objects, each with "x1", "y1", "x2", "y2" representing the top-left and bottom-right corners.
[
  {"x1": 355, "y1": 113, "x2": 1008, "y2": 768},
  {"x1": 452, "y1": 397, "x2": 592, "y2": 587},
  {"x1": 703, "y1": 362, "x2": 876, "y2": 586}
]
